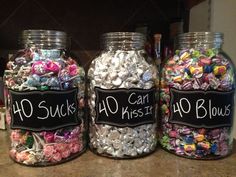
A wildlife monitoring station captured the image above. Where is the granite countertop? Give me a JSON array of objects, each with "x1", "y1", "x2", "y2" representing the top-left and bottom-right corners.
[{"x1": 0, "y1": 131, "x2": 235, "y2": 177}]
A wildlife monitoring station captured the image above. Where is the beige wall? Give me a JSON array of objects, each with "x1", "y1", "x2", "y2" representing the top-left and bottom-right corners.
[
  {"x1": 189, "y1": 0, "x2": 236, "y2": 138},
  {"x1": 210, "y1": 0, "x2": 236, "y2": 65},
  {"x1": 189, "y1": 0, "x2": 210, "y2": 32}
]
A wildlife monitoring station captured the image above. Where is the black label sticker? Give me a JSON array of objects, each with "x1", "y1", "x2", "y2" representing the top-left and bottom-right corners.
[
  {"x1": 95, "y1": 87, "x2": 156, "y2": 127},
  {"x1": 10, "y1": 88, "x2": 79, "y2": 131},
  {"x1": 169, "y1": 88, "x2": 234, "y2": 128}
]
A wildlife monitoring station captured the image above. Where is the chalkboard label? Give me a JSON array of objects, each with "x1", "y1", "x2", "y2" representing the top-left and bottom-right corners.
[
  {"x1": 9, "y1": 88, "x2": 79, "y2": 131},
  {"x1": 169, "y1": 88, "x2": 234, "y2": 128},
  {"x1": 95, "y1": 87, "x2": 156, "y2": 127}
]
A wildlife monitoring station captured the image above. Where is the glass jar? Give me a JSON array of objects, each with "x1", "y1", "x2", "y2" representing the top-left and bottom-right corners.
[
  {"x1": 4, "y1": 30, "x2": 86, "y2": 166},
  {"x1": 88, "y1": 32, "x2": 158, "y2": 158},
  {"x1": 160, "y1": 32, "x2": 235, "y2": 159}
]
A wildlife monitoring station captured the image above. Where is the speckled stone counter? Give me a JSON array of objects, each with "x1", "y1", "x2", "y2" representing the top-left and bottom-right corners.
[{"x1": 0, "y1": 130, "x2": 235, "y2": 177}]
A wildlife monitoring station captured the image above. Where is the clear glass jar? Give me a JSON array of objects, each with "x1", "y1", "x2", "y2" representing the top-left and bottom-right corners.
[
  {"x1": 4, "y1": 30, "x2": 86, "y2": 166},
  {"x1": 160, "y1": 32, "x2": 235, "y2": 159},
  {"x1": 88, "y1": 32, "x2": 158, "y2": 158}
]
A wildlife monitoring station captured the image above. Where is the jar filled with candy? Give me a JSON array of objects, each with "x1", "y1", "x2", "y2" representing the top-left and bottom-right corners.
[
  {"x1": 4, "y1": 30, "x2": 86, "y2": 166},
  {"x1": 160, "y1": 32, "x2": 235, "y2": 159},
  {"x1": 88, "y1": 32, "x2": 158, "y2": 158}
]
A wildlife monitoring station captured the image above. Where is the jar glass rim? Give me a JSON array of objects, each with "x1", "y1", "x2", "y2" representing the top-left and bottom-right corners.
[
  {"x1": 102, "y1": 32, "x2": 145, "y2": 43},
  {"x1": 177, "y1": 32, "x2": 223, "y2": 38},
  {"x1": 19, "y1": 29, "x2": 67, "y2": 49},
  {"x1": 175, "y1": 31, "x2": 224, "y2": 49},
  {"x1": 21, "y1": 29, "x2": 66, "y2": 36},
  {"x1": 101, "y1": 32, "x2": 146, "y2": 50}
]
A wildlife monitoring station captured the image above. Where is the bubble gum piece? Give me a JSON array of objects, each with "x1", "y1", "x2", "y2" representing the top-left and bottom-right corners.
[
  {"x1": 191, "y1": 50, "x2": 200, "y2": 58},
  {"x1": 184, "y1": 144, "x2": 196, "y2": 152},
  {"x1": 204, "y1": 65, "x2": 213, "y2": 73},
  {"x1": 199, "y1": 58, "x2": 211, "y2": 65},
  {"x1": 175, "y1": 147, "x2": 185, "y2": 155},
  {"x1": 211, "y1": 143, "x2": 218, "y2": 153},
  {"x1": 195, "y1": 149, "x2": 206, "y2": 158},
  {"x1": 184, "y1": 68, "x2": 191, "y2": 75},
  {"x1": 210, "y1": 129, "x2": 221, "y2": 139},
  {"x1": 180, "y1": 51, "x2": 190, "y2": 61},
  {"x1": 206, "y1": 48, "x2": 216, "y2": 57},
  {"x1": 189, "y1": 66, "x2": 203, "y2": 75},
  {"x1": 185, "y1": 135, "x2": 194, "y2": 144},
  {"x1": 169, "y1": 131, "x2": 178, "y2": 138},
  {"x1": 213, "y1": 66, "x2": 226, "y2": 75},
  {"x1": 197, "y1": 141, "x2": 211, "y2": 150},
  {"x1": 173, "y1": 75, "x2": 182, "y2": 83},
  {"x1": 182, "y1": 81, "x2": 192, "y2": 90},
  {"x1": 195, "y1": 134, "x2": 204, "y2": 142},
  {"x1": 181, "y1": 128, "x2": 191, "y2": 135},
  {"x1": 212, "y1": 57, "x2": 221, "y2": 64}
]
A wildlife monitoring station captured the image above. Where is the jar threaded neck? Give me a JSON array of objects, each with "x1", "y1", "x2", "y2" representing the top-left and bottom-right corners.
[
  {"x1": 102, "y1": 32, "x2": 145, "y2": 50},
  {"x1": 176, "y1": 32, "x2": 223, "y2": 50},
  {"x1": 19, "y1": 30, "x2": 67, "y2": 49}
]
